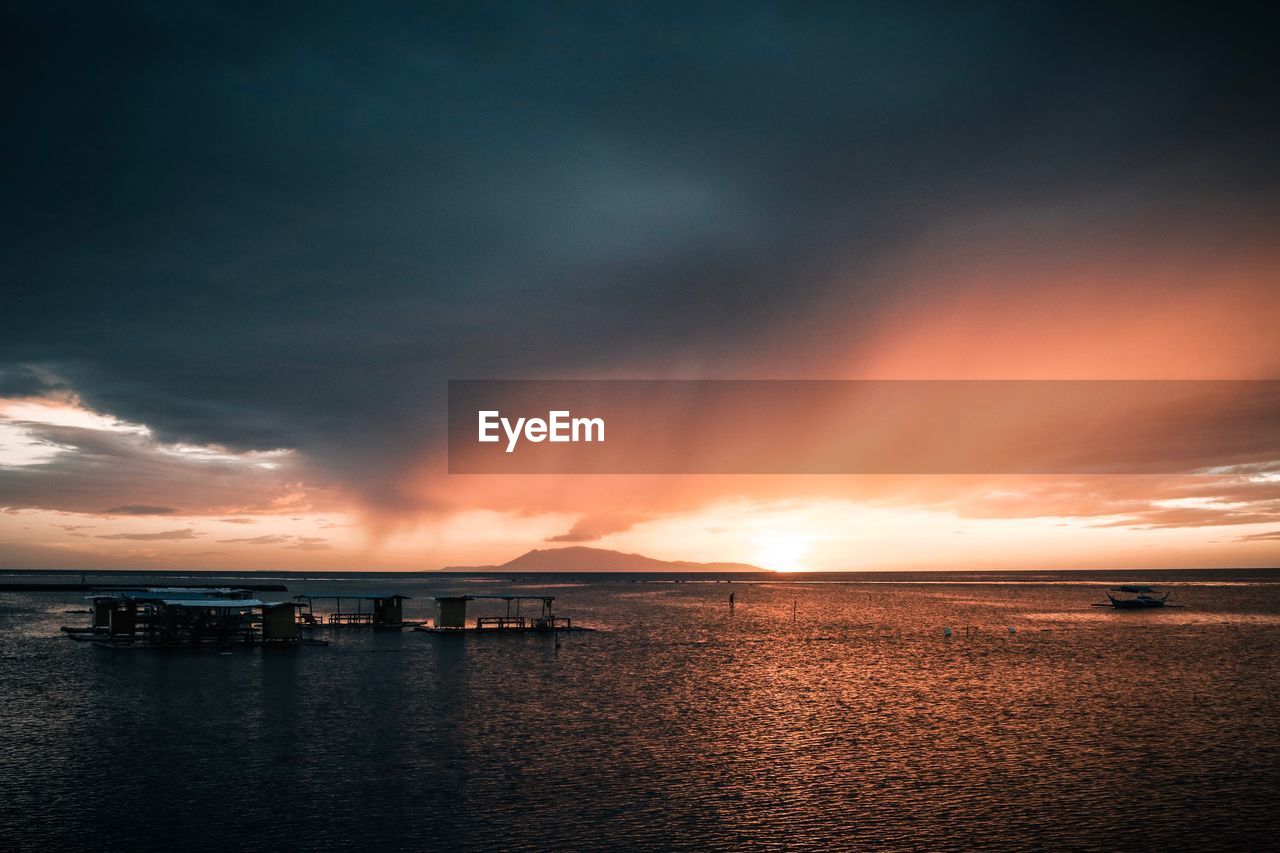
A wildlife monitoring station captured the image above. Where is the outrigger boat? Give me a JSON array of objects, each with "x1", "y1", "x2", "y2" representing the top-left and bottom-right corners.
[{"x1": 1094, "y1": 585, "x2": 1175, "y2": 609}]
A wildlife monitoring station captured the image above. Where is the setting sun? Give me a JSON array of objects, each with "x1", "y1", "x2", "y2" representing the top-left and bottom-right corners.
[{"x1": 752, "y1": 533, "x2": 815, "y2": 572}]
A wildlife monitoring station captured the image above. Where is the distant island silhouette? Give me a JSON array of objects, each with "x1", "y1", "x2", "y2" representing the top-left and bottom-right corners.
[{"x1": 443, "y1": 545, "x2": 767, "y2": 573}]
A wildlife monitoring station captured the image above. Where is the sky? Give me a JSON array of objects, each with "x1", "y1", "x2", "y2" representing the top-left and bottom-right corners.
[{"x1": 2, "y1": 1, "x2": 1279, "y2": 572}]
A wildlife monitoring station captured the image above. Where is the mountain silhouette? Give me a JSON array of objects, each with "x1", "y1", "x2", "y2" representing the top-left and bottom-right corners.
[{"x1": 443, "y1": 545, "x2": 767, "y2": 573}]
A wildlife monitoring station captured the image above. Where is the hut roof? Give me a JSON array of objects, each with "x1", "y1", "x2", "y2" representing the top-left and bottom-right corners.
[
  {"x1": 301, "y1": 593, "x2": 411, "y2": 600},
  {"x1": 160, "y1": 598, "x2": 266, "y2": 608}
]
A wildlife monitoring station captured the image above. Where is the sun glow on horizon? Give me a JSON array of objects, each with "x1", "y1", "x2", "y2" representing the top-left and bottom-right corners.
[{"x1": 751, "y1": 533, "x2": 816, "y2": 572}]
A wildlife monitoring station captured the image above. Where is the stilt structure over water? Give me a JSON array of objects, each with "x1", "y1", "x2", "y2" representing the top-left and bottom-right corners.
[
  {"x1": 58, "y1": 587, "x2": 590, "y2": 644},
  {"x1": 291, "y1": 593, "x2": 416, "y2": 628},
  {"x1": 417, "y1": 595, "x2": 587, "y2": 633},
  {"x1": 60, "y1": 588, "x2": 323, "y2": 647}
]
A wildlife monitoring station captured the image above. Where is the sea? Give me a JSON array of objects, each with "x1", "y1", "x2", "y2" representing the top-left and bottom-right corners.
[{"x1": 1, "y1": 569, "x2": 1278, "y2": 851}]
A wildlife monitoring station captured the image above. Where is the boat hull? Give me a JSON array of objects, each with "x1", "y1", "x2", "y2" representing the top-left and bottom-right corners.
[{"x1": 1108, "y1": 598, "x2": 1166, "y2": 609}]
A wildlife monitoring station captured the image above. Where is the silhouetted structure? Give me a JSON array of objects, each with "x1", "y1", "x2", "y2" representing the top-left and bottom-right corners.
[
  {"x1": 60, "y1": 588, "x2": 321, "y2": 647},
  {"x1": 420, "y1": 595, "x2": 581, "y2": 632},
  {"x1": 291, "y1": 593, "x2": 414, "y2": 627}
]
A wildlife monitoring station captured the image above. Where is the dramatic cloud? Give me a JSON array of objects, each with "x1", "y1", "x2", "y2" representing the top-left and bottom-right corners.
[
  {"x1": 5, "y1": 4, "x2": 1278, "y2": 506},
  {"x1": 547, "y1": 513, "x2": 649, "y2": 543},
  {"x1": 218, "y1": 534, "x2": 293, "y2": 545},
  {"x1": 0, "y1": 406, "x2": 338, "y2": 516},
  {"x1": 288, "y1": 537, "x2": 333, "y2": 551},
  {"x1": 96, "y1": 528, "x2": 201, "y2": 541},
  {"x1": 2, "y1": 3, "x2": 1278, "y2": 568},
  {"x1": 0, "y1": 366, "x2": 66, "y2": 398},
  {"x1": 104, "y1": 505, "x2": 177, "y2": 516}
]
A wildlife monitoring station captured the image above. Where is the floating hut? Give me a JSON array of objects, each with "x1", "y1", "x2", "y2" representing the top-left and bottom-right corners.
[
  {"x1": 68, "y1": 587, "x2": 255, "y2": 635},
  {"x1": 61, "y1": 588, "x2": 322, "y2": 647},
  {"x1": 291, "y1": 593, "x2": 415, "y2": 628},
  {"x1": 418, "y1": 595, "x2": 585, "y2": 633}
]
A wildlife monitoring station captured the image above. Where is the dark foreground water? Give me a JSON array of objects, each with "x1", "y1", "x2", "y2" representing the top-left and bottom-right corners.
[{"x1": 2, "y1": 570, "x2": 1279, "y2": 851}]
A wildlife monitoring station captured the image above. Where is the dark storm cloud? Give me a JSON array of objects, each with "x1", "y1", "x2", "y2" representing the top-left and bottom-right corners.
[
  {"x1": 0, "y1": 366, "x2": 66, "y2": 398},
  {"x1": 3, "y1": 1, "x2": 1278, "y2": 509}
]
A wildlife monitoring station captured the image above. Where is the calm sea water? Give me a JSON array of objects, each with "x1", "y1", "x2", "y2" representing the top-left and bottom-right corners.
[{"x1": 2, "y1": 570, "x2": 1279, "y2": 851}]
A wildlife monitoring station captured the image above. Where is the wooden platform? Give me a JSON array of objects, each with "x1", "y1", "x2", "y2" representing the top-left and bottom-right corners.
[
  {"x1": 91, "y1": 637, "x2": 330, "y2": 649},
  {"x1": 414, "y1": 625, "x2": 593, "y2": 634}
]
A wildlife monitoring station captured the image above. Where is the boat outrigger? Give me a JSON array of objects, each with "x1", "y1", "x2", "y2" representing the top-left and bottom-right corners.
[{"x1": 1094, "y1": 585, "x2": 1176, "y2": 609}]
